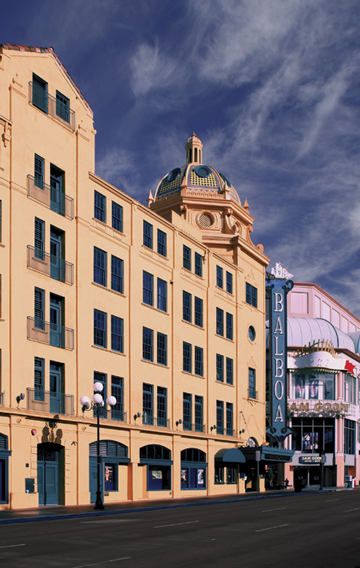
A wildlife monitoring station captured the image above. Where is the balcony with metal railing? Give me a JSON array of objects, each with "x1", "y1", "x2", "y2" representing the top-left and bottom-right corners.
[
  {"x1": 29, "y1": 81, "x2": 76, "y2": 131},
  {"x1": 215, "y1": 426, "x2": 235, "y2": 436},
  {"x1": 27, "y1": 175, "x2": 74, "y2": 220},
  {"x1": 142, "y1": 413, "x2": 170, "y2": 428},
  {"x1": 27, "y1": 317, "x2": 74, "y2": 350},
  {"x1": 27, "y1": 387, "x2": 74, "y2": 416},
  {"x1": 182, "y1": 422, "x2": 206, "y2": 433},
  {"x1": 27, "y1": 245, "x2": 74, "y2": 285}
]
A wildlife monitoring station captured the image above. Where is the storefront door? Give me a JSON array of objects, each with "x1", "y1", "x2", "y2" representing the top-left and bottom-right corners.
[{"x1": 37, "y1": 443, "x2": 60, "y2": 506}]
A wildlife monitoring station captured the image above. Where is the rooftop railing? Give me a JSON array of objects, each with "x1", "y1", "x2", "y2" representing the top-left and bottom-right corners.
[
  {"x1": 27, "y1": 245, "x2": 74, "y2": 285},
  {"x1": 27, "y1": 175, "x2": 74, "y2": 220},
  {"x1": 29, "y1": 81, "x2": 76, "y2": 131},
  {"x1": 27, "y1": 387, "x2": 74, "y2": 416},
  {"x1": 27, "y1": 317, "x2": 74, "y2": 350}
]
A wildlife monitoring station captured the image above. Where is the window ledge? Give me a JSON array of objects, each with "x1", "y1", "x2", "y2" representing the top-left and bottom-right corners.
[
  {"x1": 141, "y1": 358, "x2": 170, "y2": 369},
  {"x1": 181, "y1": 371, "x2": 205, "y2": 379},
  {"x1": 215, "y1": 333, "x2": 234, "y2": 343},
  {"x1": 92, "y1": 281, "x2": 126, "y2": 298},
  {"x1": 216, "y1": 380, "x2": 234, "y2": 387},
  {"x1": 181, "y1": 319, "x2": 204, "y2": 330},
  {"x1": 141, "y1": 302, "x2": 168, "y2": 315},
  {"x1": 141, "y1": 244, "x2": 168, "y2": 263},
  {"x1": 92, "y1": 344, "x2": 126, "y2": 357},
  {"x1": 0, "y1": 243, "x2": 5, "y2": 248}
]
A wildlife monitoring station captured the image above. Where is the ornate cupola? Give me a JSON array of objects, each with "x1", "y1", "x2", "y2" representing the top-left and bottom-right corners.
[{"x1": 185, "y1": 133, "x2": 203, "y2": 165}]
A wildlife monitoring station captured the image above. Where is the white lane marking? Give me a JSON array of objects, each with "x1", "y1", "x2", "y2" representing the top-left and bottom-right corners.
[
  {"x1": 154, "y1": 520, "x2": 199, "y2": 529},
  {"x1": 344, "y1": 508, "x2": 360, "y2": 513},
  {"x1": 72, "y1": 558, "x2": 131, "y2": 568},
  {"x1": 326, "y1": 499, "x2": 340, "y2": 502},
  {"x1": 81, "y1": 519, "x2": 139, "y2": 524},
  {"x1": 262, "y1": 507, "x2": 287, "y2": 512},
  {"x1": 256, "y1": 524, "x2": 289, "y2": 533},
  {"x1": 0, "y1": 544, "x2": 26, "y2": 549}
]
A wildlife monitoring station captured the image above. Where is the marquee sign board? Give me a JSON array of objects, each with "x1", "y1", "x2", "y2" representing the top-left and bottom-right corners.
[{"x1": 266, "y1": 272, "x2": 293, "y2": 443}]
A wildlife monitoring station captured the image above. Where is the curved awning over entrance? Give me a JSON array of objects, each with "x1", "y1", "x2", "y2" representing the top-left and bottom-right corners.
[{"x1": 215, "y1": 448, "x2": 246, "y2": 463}]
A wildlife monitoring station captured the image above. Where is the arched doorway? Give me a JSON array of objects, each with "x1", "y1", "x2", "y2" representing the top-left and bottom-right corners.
[
  {"x1": 89, "y1": 440, "x2": 130, "y2": 503},
  {"x1": 37, "y1": 443, "x2": 64, "y2": 506}
]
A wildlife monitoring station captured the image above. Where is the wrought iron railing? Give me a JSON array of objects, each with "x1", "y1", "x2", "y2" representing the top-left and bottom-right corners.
[
  {"x1": 109, "y1": 409, "x2": 127, "y2": 423},
  {"x1": 182, "y1": 422, "x2": 206, "y2": 433},
  {"x1": 142, "y1": 413, "x2": 170, "y2": 428},
  {"x1": 248, "y1": 389, "x2": 258, "y2": 400},
  {"x1": 27, "y1": 245, "x2": 74, "y2": 285},
  {"x1": 27, "y1": 387, "x2": 74, "y2": 415},
  {"x1": 27, "y1": 175, "x2": 74, "y2": 220},
  {"x1": 27, "y1": 317, "x2": 74, "y2": 350},
  {"x1": 29, "y1": 81, "x2": 76, "y2": 131}
]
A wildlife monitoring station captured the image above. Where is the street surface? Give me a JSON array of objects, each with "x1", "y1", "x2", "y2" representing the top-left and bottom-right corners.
[{"x1": 1, "y1": 491, "x2": 360, "y2": 568}]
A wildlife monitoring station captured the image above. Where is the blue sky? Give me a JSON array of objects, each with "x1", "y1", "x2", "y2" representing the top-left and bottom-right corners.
[{"x1": 4, "y1": 0, "x2": 360, "y2": 315}]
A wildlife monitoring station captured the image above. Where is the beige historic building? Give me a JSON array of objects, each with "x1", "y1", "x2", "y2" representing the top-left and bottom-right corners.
[{"x1": 0, "y1": 44, "x2": 269, "y2": 509}]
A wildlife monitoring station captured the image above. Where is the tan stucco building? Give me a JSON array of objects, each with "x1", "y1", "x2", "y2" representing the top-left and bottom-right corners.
[{"x1": 0, "y1": 44, "x2": 269, "y2": 509}]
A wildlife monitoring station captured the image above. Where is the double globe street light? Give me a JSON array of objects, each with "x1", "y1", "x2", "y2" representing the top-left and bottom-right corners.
[{"x1": 80, "y1": 382, "x2": 117, "y2": 510}]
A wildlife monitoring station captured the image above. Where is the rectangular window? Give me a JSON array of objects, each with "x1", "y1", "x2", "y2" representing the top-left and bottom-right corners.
[
  {"x1": 194, "y1": 252, "x2": 202, "y2": 277},
  {"x1": 157, "y1": 278, "x2": 167, "y2": 312},
  {"x1": 94, "y1": 191, "x2": 106, "y2": 223},
  {"x1": 216, "y1": 307, "x2": 224, "y2": 336},
  {"x1": 143, "y1": 271, "x2": 154, "y2": 306},
  {"x1": 94, "y1": 247, "x2": 107, "y2": 286},
  {"x1": 111, "y1": 315, "x2": 123, "y2": 353},
  {"x1": 56, "y1": 91, "x2": 70, "y2": 123},
  {"x1": 143, "y1": 383, "x2": 153, "y2": 425},
  {"x1": 94, "y1": 372, "x2": 107, "y2": 418},
  {"x1": 249, "y1": 368, "x2": 256, "y2": 399},
  {"x1": 183, "y1": 245, "x2": 191, "y2": 271},
  {"x1": 183, "y1": 342, "x2": 192, "y2": 373},
  {"x1": 226, "y1": 358, "x2": 233, "y2": 385},
  {"x1": 111, "y1": 376, "x2": 124, "y2": 421},
  {"x1": 34, "y1": 217, "x2": 45, "y2": 260},
  {"x1": 215, "y1": 465, "x2": 224, "y2": 484},
  {"x1": 227, "y1": 467, "x2": 237, "y2": 484},
  {"x1": 345, "y1": 375, "x2": 356, "y2": 404},
  {"x1": 194, "y1": 346, "x2": 203, "y2": 377},
  {"x1": 194, "y1": 297, "x2": 203, "y2": 327},
  {"x1": 157, "y1": 229, "x2": 167, "y2": 257},
  {"x1": 143, "y1": 220, "x2": 153, "y2": 249},
  {"x1": 157, "y1": 332, "x2": 167, "y2": 366},
  {"x1": 157, "y1": 387, "x2": 167, "y2": 427},
  {"x1": 246, "y1": 283, "x2": 258, "y2": 308},
  {"x1": 216, "y1": 354, "x2": 224, "y2": 382},
  {"x1": 111, "y1": 256, "x2": 123, "y2": 294},
  {"x1": 216, "y1": 266, "x2": 223, "y2": 288},
  {"x1": 50, "y1": 164, "x2": 65, "y2": 215},
  {"x1": 226, "y1": 403, "x2": 233, "y2": 436},
  {"x1": 226, "y1": 272, "x2": 233, "y2": 294},
  {"x1": 183, "y1": 393, "x2": 192, "y2": 430},
  {"x1": 143, "y1": 327, "x2": 153, "y2": 361},
  {"x1": 195, "y1": 396, "x2": 203, "y2": 432},
  {"x1": 183, "y1": 291, "x2": 192, "y2": 322},
  {"x1": 94, "y1": 309, "x2": 107, "y2": 348},
  {"x1": 112, "y1": 202, "x2": 123, "y2": 233},
  {"x1": 226, "y1": 312, "x2": 233, "y2": 340},
  {"x1": 32, "y1": 74, "x2": 48, "y2": 113},
  {"x1": 216, "y1": 400, "x2": 224, "y2": 435},
  {"x1": 34, "y1": 154, "x2": 44, "y2": 190},
  {"x1": 34, "y1": 287, "x2": 45, "y2": 329},
  {"x1": 34, "y1": 357, "x2": 44, "y2": 401},
  {"x1": 345, "y1": 419, "x2": 356, "y2": 455}
]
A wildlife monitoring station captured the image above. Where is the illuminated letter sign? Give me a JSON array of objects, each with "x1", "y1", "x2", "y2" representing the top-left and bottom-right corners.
[{"x1": 266, "y1": 276, "x2": 293, "y2": 443}]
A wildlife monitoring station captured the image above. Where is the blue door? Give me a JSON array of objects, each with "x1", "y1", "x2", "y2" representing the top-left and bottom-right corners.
[
  {"x1": 50, "y1": 229, "x2": 63, "y2": 281},
  {"x1": 37, "y1": 444, "x2": 60, "y2": 506},
  {"x1": 50, "y1": 296, "x2": 62, "y2": 348},
  {"x1": 50, "y1": 168, "x2": 65, "y2": 215},
  {"x1": 89, "y1": 459, "x2": 103, "y2": 503},
  {"x1": 50, "y1": 363, "x2": 62, "y2": 414}
]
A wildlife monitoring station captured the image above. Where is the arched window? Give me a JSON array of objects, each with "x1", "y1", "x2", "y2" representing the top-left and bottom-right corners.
[
  {"x1": 89, "y1": 440, "x2": 128, "y2": 459},
  {"x1": 181, "y1": 448, "x2": 207, "y2": 490},
  {"x1": 194, "y1": 148, "x2": 198, "y2": 162},
  {"x1": 89, "y1": 440, "x2": 129, "y2": 501},
  {"x1": 140, "y1": 445, "x2": 172, "y2": 491}
]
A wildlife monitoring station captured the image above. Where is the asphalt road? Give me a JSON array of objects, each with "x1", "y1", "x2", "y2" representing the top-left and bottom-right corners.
[{"x1": 1, "y1": 491, "x2": 360, "y2": 568}]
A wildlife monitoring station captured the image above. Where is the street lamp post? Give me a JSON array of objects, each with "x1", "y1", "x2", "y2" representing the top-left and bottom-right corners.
[{"x1": 80, "y1": 382, "x2": 117, "y2": 510}]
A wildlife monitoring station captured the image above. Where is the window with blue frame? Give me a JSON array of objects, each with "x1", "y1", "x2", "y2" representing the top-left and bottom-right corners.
[
  {"x1": 111, "y1": 376, "x2": 124, "y2": 421},
  {"x1": 194, "y1": 297, "x2": 203, "y2": 327},
  {"x1": 94, "y1": 247, "x2": 107, "y2": 286},
  {"x1": 215, "y1": 465, "x2": 224, "y2": 484},
  {"x1": 183, "y1": 342, "x2": 192, "y2": 373},
  {"x1": 34, "y1": 154, "x2": 44, "y2": 189},
  {"x1": 194, "y1": 346, "x2": 203, "y2": 377},
  {"x1": 34, "y1": 287, "x2": 45, "y2": 329},
  {"x1": 226, "y1": 357, "x2": 233, "y2": 385},
  {"x1": 94, "y1": 191, "x2": 106, "y2": 223},
  {"x1": 226, "y1": 271, "x2": 233, "y2": 294},
  {"x1": 226, "y1": 403, "x2": 233, "y2": 436},
  {"x1": 111, "y1": 315, "x2": 123, "y2": 353},
  {"x1": 157, "y1": 332, "x2": 167, "y2": 366},
  {"x1": 216, "y1": 354, "x2": 224, "y2": 382},
  {"x1": 143, "y1": 271, "x2": 154, "y2": 306},
  {"x1": 226, "y1": 312, "x2": 233, "y2": 340},
  {"x1": 183, "y1": 393, "x2": 192, "y2": 430},
  {"x1": 157, "y1": 387, "x2": 167, "y2": 426},
  {"x1": 216, "y1": 400, "x2": 224, "y2": 435},
  {"x1": 157, "y1": 229, "x2": 167, "y2": 257},
  {"x1": 32, "y1": 74, "x2": 48, "y2": 113},
  {"x1": 50, "y1": 164, "x2": 65, "y2": 215},
  {"x1": 249, "y1": 367, "x2": 256, "y2": 399},
  {"x1": 195, "y1": 396, "x2": 203, "y2": 432},
  {"x1": 143, "y1": 384, "x2": 153, "y2": 425},
  {"x1": 143, "y1": 220, "x2": 153, "y2": 249},
  {"x1": 227, "y1": 467, "x2": 237, "y2": 484},
  {"x1": 140, "y1": 445, "x2": 171, "y2": 490},
  {"x1": 216, "y1": 307, "x2": 224, "y2": 336},
  {"x1": 94, "y1": 372, "x2": 107, "y2": 418},
  {"x1": 183, "y1": 245, "x2": 191, "y2": 271},
  {"x1": 111, "y1": 256, "x2": 123, "y2": 294},
  {"x1": 216, "y1": 266, "x2": 223, "y2": 288},
  {"x1": 180, "y1": 448, "x2": 206, "y2": 490},
  {"x1": 157, "y1": 278, "x2": 167, "y2": 312},
  {"x1": 34, "y1": 357, "x2": 44, "y2": 401},
  {"x1": 35, "y1": 217, "x2": 45, "y2": 260},
  {"x1": 94, "y1": 309, "x2": 107, "y2": 348},
  {"x1": 194, "y1": 252, "x2": 202, "y2": 277},
  {"x1": 0, "y1": 433, "x2": 10, "y2": 504},
  {"x1": 56, "y1": 91, "x2": 70, "y2": 123},
  {"x1": 246, "y1": 283, "x2": 258, "y2": 308},
  {"x1": 112, "y1": 202, "x2": 123, "y2": 233},
  {"x1": 183, "y1": 291, "x2": 192, "y2": 322},
  {"x1": 143, "y1": 327, "x2": 153, "y2": 361}
]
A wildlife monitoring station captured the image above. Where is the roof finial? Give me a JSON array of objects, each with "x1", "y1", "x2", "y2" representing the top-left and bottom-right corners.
[{"x1": 147, "y1": 189, "x2": 154, "y2": 208}]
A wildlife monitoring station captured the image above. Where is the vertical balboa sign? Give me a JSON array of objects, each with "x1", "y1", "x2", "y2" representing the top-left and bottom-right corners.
[{"x1": 266, "y1": 263, "x2": 293, "y2": 443}]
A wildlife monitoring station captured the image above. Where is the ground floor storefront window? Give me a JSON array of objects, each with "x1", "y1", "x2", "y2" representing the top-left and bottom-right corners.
[
  {"x1": 181, "y1": 448, "x2": 206, "y2": 489},
  {"x1": 292, "y1": 417, "x2": 335, "y2": 453},
  {"x1": 89, "y1": 440, "x2": 130, "y2": 502},
  {"x1": 140, "y1": 444, "x2": 172, "y2": 491},
  {"x1": 0, "y1": 434, "x2": 10, "y2": 504}
]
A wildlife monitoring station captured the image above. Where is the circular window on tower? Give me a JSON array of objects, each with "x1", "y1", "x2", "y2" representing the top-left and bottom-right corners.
[
  {"x1": 248, "y1": 326, "x2": 256, "y2": 342},
  {"x1": 194, "y1": 165, "x2": 211, "y2": 178},
  {"x1": 198, "y1": 213, "x2": 213, "y2": 228}
]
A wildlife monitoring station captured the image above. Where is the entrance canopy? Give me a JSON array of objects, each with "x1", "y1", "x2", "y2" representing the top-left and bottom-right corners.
[
  {"x1": 215, "y1": 448, "x2": 246, "y2": 463},
  {"x1": 241, "y1": 445, "x2": 294, "y2": 463}
]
